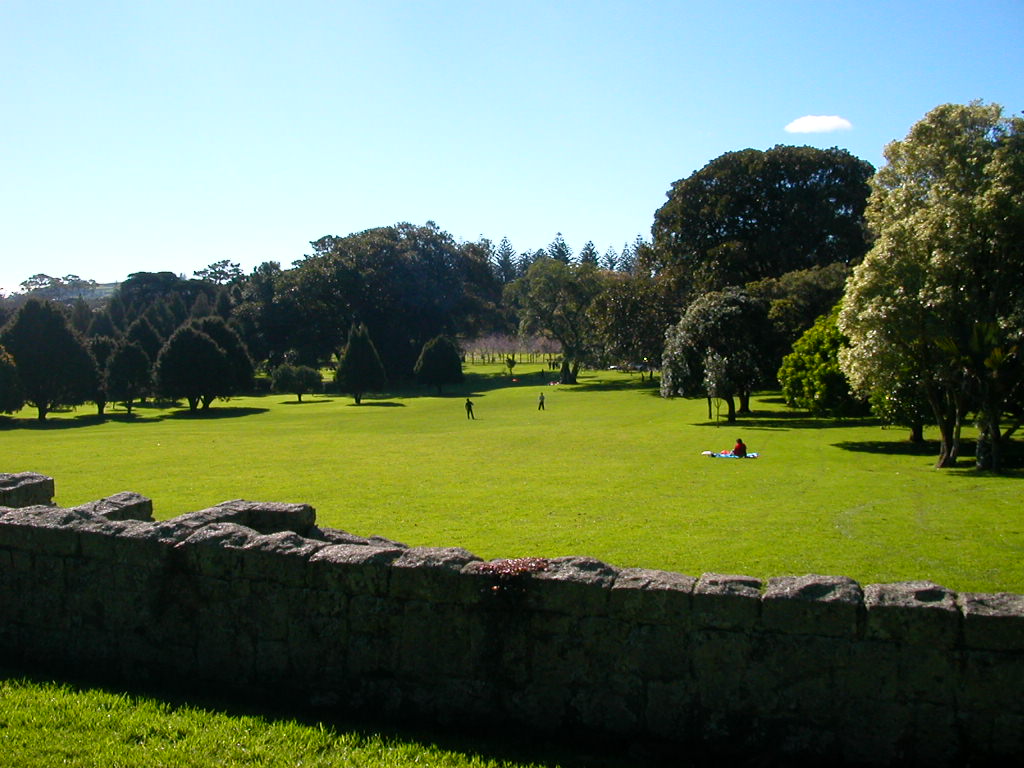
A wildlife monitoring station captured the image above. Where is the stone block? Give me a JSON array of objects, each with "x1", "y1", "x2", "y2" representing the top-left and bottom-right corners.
[
  {"x1": 388, "y1": 546, "x2": 482, "y2": 603},
  {"x1": 240, "y1": 530, "x2": 329, "y2": 586},
  {"x1": 961, "y1": 648, "x2": 1024, "y2": 711},
  {"x1": 395, "y1": 600, "x2": 479, "y2": 678},
  {"x1": 203, "y1": 499, "x2": 318, "y2": 536},
  {"x1": 958, "y1": 592, "x2": 1024, "y2": 651},
  {"x1": 761, "y1": 574, "x2": 863, "y2": 638},
  {"x1": 692, "y1": 573, "x2": 761, "y2": 630},
  {"x1": 864, "y1": 581, "x2": 960, "y2": 647},
  {"x1": 646, "y1": 679, "x2": 697, "y2": 740},
  {"x1": 0, "y1": 505, "x2": 88, "y2": 556},
  {"x1": 71, "y1": 491, "x2": 153, "y2": 521},
  {"x1": 308, "y1": 543, "x2": 404, "y2": 595},
  {"x1": 0, "y1": 472, "x2": 54, "y2": 508},
  {"x1": 175, "y1": 522, "x2": 256, "y2": 578},
  {"x1": 523, "y1": 556, "x2": 618, "y2": 615},
  {"x1": 608, "y1": 567, "x2": 694, "y2": 625},
  {"x1": 619, "y1": 621, "x2": 690, "y2": 680}
]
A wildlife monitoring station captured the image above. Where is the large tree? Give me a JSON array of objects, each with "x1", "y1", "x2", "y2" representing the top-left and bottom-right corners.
[
  {"x1": 0, "y1": 346, "x2": 23, "y2": 414},
  {"x1": 504, "y1": 257, "x2": 603, "y2": 384},
  {"x1": 839, "y1": 102, "x2": 1024, "y2": 470},
  {"x1": 0, "y1": 299, "x2": 96, "y2": 421},
  {"x1": 587, "y1": 272, "x2": 675, "y2": 379},
  {"x1": 155, "y1": 325, "x2": 232, "y2": 411},
  {"x1": 650, "y1": 145, "x2": 873, "y2": 296},
  {"x1": 414, "y1": 335, "x2": 464, "y2": 394},
  {"x1": 106, "y1": 341, "x2": 152, "y2": 415},
  {"x1": 661, "y1": 288, "x2": 772, "y2": 421},
  {"x1": 270, "y1": 364, "x2": 322, "y2": 403},
  {"x1": 335, "y1": 323, "x2": 387, "y2": 405}
]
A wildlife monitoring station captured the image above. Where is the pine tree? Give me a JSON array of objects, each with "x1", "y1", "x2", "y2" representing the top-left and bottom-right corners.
[{"x1": 335, "y1": 323, "x2": 387, "y2": 405}]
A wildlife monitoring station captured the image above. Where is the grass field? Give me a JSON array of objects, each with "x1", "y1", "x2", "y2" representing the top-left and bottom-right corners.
[
  {"x1": 2, "y1": 363, "x2": 1022, "y2": 594},
  {"x1": 0, "y1": 674, "x2": 606, "y2": 768}
]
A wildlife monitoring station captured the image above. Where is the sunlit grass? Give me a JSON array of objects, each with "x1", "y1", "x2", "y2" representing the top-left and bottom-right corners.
[
  {"x1": 0, "y1": 675, "x2": 565, "y2": 768},
  {"x1": 2, "y1": 364, "x2": 1021, "y2": 593}
]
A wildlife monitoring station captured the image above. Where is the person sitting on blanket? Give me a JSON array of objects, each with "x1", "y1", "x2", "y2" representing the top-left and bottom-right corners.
[{"x1": 732, "y1": 438, "x2": 747, "y2": 458}]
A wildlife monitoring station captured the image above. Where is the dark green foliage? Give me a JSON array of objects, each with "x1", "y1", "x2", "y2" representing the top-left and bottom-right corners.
[
  {"x1": 70, "y1": 298, "x2": 93, "y2": 335},
  {"x1": 335, "y1": 323, "x2": 387, "y2": 405},
  {"x1": 270, "y1": 364, "x2": 322, "y2": 402},
  {"x1": 588, "y1": 272, "x2": 675, "y2": 378},
  {"x1": 414, "y1": 335, "x2": 464, "y2": 394},
  {"x1": 0, "y1": 346, "x2": 23, "y2": 414},
  {"x1": 106, "y1": 341, "x2": 152, "y2": 415},
  {"x1": 155, "y1": 325, "x2": 232, "y2": 411},
  {"x1": 661, "y1": 288, "x2": 772, "y2": 421},
  {"x1": 492, "y1": 237, "x2": 518, "y2": 284},
  {"x1": 89, "y1": 335, "x2": 119, "y2": 416},
  {"x1": 777, "y1": 310, "x2": 867, "y2": 417},
  {"x1": 747, "y1": 262, "x2": 851, "y2": 350},
  {"x1": 87, "y1": 310, "x2": 119, "y2": 339},
  {"x1": 0, "y1": 299, "x2": 97, "y2": 420},
  {"x1": 503, "y1": 257, "x2": 603, "y2": 384},
  {"x1": 126, "y1": 316, "x2": 163, "y2": 363},
  {"x1": 651, "y1": 145, "x2": 873, "y2": 296},
  {"x1": 192, "y1": 316, "x2": 254, "y2": 396}
]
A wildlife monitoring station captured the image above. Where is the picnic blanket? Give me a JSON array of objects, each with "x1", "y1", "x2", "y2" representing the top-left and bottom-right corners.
[{"x1": 701, "y1": 451, "x2": 759, "y2": 459}]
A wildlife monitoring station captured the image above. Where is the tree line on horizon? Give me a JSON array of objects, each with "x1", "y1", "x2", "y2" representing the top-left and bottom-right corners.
[{"x1": 0, "y1": 102, "x2": 1021, "y2": 471}]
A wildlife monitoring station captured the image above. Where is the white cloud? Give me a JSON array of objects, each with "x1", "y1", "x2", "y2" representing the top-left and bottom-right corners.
[{"x1": 784, "y1": 115, "x2": 853, "y2": 133}]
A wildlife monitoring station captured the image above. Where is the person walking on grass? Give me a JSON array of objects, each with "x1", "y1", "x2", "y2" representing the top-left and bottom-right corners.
[
  {"x1": 538, "y1": 392, "x2": 545, "y2": 411},
  {"x1": 465, "y1": 398, "x2": 475, "y2": 419}
]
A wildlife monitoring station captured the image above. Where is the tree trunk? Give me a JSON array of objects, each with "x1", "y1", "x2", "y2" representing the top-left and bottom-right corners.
[
  {"x1": 927, "y1": 386, "x2": 962, "y2": 468},
  {"x1": 738, "y1": 390, "x2": 751, "y2": 414},
  {"x1": 725, "y1": 396, "x2": 737, "y2": 423},
  {"x1": 559, "y1": 359, "x2": 576, "y2": 385},
  {"x1": 908, "y1": 422, "x2": 924, "y2": 443},
  {"x1": 354, "y1": 392, "x2": 362, "y2": 405},
  {"x1": 187, "y1": 396, "x2": 200, "y2": 411}
]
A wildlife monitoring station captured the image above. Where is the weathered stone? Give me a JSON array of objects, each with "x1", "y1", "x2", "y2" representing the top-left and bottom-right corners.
[
  {"x1": 958, "y1": 592, "x2": 1024, "y2": 651},
  {"x1": 864, "y1": 581, "x2": 960, "y2": 647},
  {"x1": 72, "y1": 491, "x2": 153, "y2": 521},
  {"x1": 176, "y1": 522, "x2": 257, "y2": 578},
  {"x1": 524, "y1": 556, "x2": 618, "y2": 615},
  {"x1": 692, "y1": 573, "x2": 762, "y2": 630},
  {"x1": 389, "y1": 546, "x2": 482, "y2": 603},
  {"x1": 202, "y1": 499, "x2": 318, "y2": 536},
  {"x1": 308, "y1": 543, "x2": 404, "y2": 595},
  {"x1": 0, "y1": 472, "x2": 54, "y2": 508},
  {"x1": 609, "y1": 567, "x2": 695, "y2": 625},
  {"x1": 762, "y1": 574, "x2": 863, "y2": 637},
  {"x1": 240, "y1": 530, "x2": 329, "y2": 586},
  {"x1": 0, "y1": 505, "x2": 91, "y2": 556}
]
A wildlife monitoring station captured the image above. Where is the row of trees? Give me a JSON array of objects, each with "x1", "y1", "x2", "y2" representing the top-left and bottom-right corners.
[{"x1": 3, "y1": 102, "x2": 1019, "y2": 471}]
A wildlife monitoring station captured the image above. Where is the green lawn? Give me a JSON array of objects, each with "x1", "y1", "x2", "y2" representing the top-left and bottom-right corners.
[
  {"x1": 0, "y1": 674, "x2": 595, "y2": 768},
  {"x1": 2, "y1": 363, "x2": 1021, "y2": 594}
]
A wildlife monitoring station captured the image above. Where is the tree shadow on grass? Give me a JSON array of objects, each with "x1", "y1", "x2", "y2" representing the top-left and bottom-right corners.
[
  {"x1": 0, "y1": 412, "x2": 163, "y2": 430},
  {"x1": 163, "y1": 407, "x2": 269, "y2": 420},
  {"x1": 343, "y1": 401, "x2": 406, "y2": 407},
  {"x1": 835, "y1": 437, "x2": 1024, "y2": 476}
]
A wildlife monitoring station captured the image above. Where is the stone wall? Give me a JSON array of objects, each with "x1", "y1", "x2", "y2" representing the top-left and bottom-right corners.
[{"x1": 0, "y1": 471, "x2": 1021, "y2": 765}]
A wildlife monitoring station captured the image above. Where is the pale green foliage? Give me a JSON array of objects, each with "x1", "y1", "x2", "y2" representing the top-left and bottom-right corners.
[{"x1": 839, "y1": 101, "x2": 1024, "y2": 468}]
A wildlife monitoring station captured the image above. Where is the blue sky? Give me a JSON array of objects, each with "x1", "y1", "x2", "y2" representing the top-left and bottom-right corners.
[{"x1": 2, "y1": 0, "x2": 1022, "y2": 293}]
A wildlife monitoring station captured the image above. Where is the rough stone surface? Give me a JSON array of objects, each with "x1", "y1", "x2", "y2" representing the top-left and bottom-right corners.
[
  {"x1": 762, "y1": 574, "x2": 863, "y2": 637},
  {"x1": 0, "y1": 472, "x2": 54, "y2": 508},
  {"x1": 692, "y1": 573, "x2": 762, "y2": 630},
  {"x1": 864, "y1": 581, "x2": 960, "y2": 647},
  {"x1": 72, "y1": 492, "x2": 154, "y2": 521}
]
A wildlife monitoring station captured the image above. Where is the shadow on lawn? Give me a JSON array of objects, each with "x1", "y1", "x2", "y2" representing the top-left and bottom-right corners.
[
  {"x1": 835, "y1": 437, "x2": 1024, "y2": 475},
  {"x1": 163, "y1": 407, "x2": 270, "y2": 420},
  {"x1": 0, "y1": 665, "x2": 653, "y2": 768}
]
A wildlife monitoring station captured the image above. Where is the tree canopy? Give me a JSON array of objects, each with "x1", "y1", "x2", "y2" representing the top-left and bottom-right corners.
[
  {"x1": 650, "y1": 145, "x2": 873, "y2": 295},
  {"x1": 0, "y1": 299, "x2": 96, "y2": 420},
  {"x1": 414, "y1": 335, "x2": 464, "y2": 394},
  {"x1": 839, "y1": 101, "x2": 1024, "y2": 470},
  {"x1": 335, "y1": 323, "x2": 387, "y2": 405}
]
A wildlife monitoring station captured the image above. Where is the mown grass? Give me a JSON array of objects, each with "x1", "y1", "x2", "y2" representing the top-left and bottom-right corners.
[
  {"x1": 0, "y1": 674, "x2": 599, "y2": 768},
  {"x1": 2, "y1": 364, "x2": 1022, "y2": 766},
  {"x1": 1, "y1": 363, "x2": 1022, "y2": 593}
]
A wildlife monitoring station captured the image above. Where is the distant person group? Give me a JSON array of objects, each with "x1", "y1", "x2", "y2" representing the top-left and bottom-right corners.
[{"x1": 464, "y1": 391, "x2": 548, "y2": 419}]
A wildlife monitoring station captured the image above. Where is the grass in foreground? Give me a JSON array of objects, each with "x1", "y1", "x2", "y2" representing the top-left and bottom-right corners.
[
  {"x1": 1, "y1": 364, "x2": 1022, "y2": 593},
  {"x1": 0, "y1": 674, "x2": 631, "y2": 768}
]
